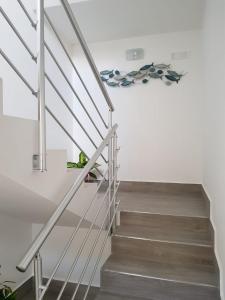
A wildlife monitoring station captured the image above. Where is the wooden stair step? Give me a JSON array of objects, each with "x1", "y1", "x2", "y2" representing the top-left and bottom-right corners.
[
  {"x1": 118, "y1": 190, "x2": 208, "y2": 218},
  {"x1": 112, "y1": 234, "x2": 215, "y2": 267},
  {"x1": 120, "y1": 211, "x2": 212, "y2": 237},
  {"x1": 115, "y1": 222, "x2": 213, "y2": 247},
  {"x1": 103, "y1": 255, "x2": 218, "y2": 287},
  {"x1": 101, "y1": 255, "x2": 220, "y2": 300}
]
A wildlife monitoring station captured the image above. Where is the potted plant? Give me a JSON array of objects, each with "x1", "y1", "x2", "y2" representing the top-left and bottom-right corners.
[
  {"x1": 67, "y1": 152, "x2": 99, "y2": 182},
  {"x1": 0, "y1": 281, "x2": 16, "y2": 300}
]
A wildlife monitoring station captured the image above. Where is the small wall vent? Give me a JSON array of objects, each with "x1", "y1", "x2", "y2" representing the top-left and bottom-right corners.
[
  {"x1": 171, "y1": 51, "x2": 191, "y2": 60},
  {"x1": 126, "y1": 48, "x2": 144, "y2": 61}
]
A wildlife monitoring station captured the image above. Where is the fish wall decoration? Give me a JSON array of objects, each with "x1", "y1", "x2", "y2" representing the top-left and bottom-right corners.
[{"x1": 100, "y1": 63, "x2": 185, "y2": 87}]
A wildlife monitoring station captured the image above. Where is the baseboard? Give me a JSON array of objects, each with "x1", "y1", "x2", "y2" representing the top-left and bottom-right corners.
[{"x1": 201, "y1": 185, "x2": 223, "y2": 300}]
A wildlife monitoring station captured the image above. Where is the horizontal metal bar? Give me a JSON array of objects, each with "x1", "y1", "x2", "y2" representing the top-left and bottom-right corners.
[
  {"x1": 44, "y1": 41, "x2": 104, "y2": 140},
  {"x1": 0, "y1": 7, "x2": 36, "y2": 61},
  {"x1": 60, "y1": 0, "x2": 114, "y2": 112},
  {"x1": 40, "y1": 168, "x2": 109, "y2": 300},
  {"x1": 56, "y1": 180, "x2": 114, "y2": 300},
  {"x1": 71, "y1": 182, "x2": 120, "y2": 300},
  {"x1": 45, "y1": 106, "x2": 104, "y2": 178},
  {"x1": 16, "y1": 124, "x2": 118, "y2": 273},
  {"x1": 0, "y1": 49, "x2": 37, "y2": 95},
  {"x1": 16, "y1": 0, "x2": 37, "y2": 28},
  {"x1": 44, "y1": 11, "x2": 108, "y2": 129},
  {"x1": 45, "y1": 73, "x2": 107, "y2": 163},
  {"x1": 83, "y1": 186, "x2": 120, "y2": 300}
]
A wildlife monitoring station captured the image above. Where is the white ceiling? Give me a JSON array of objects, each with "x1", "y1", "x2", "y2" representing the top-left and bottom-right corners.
[{"x1": 46, "y1": 0, "x2": 206, "y2": 45}]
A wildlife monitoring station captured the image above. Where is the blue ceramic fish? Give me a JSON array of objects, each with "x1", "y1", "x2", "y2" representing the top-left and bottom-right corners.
[
  {"x1": 165, "y1": 75, "x2": 180, "y2": 83},
  {"x1": 133, "y1": 72, "x2": 146, "y2": 79},
  {"x1": 167, "y1": 70, "x2": 182, "y2": 78},
  {"x1": 121, "y1": 80, "x2": 134, "y2": 87},
  {"x1": 127, "y1": 71, "x2": 139, "y2": 77},
  {"x1": 106, "y1": 81, "x2": 120, "y2": 87},
  {"x1": 100, "y1": 63, "x2": 185, "y2": 87},
  {"x1": 114, "y1": 75, "x2": 127, "y2": 81},
  {"x1": 149, "y1": 67, "x2": 156, "y2": 73},
  {"x1": 149, "y1": 73, "x2": 163, "y2": 79},
  {"x1": 140, "y1": 63, "x2": 154, "y2": 71},
  {"x1": 101, "y1": 76, "x2": 108, "y2": 82},
  {"x1": 155, "y1": 64, "x2": 171, "y2": 69},
  {"x1": 100, "y1": 70, "x2": 113, "y2": 76}
]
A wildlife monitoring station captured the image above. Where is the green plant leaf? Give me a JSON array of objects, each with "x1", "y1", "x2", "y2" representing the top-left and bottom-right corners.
[
  {"x1": 76, "y1": 162, "x2": 85, "y2": 168},
  {"x1": 79, "y1": 152, "x2": 88, "y2": 165},
  {"x1": 0, "y1": 283, "x2": 16, "y2": 300},
  {"x1": 89, "y1": 172, "x2": 97, "y2": 179},
  {"x1": 67, "y1": 162, "x2": 78, "y2": 168}
]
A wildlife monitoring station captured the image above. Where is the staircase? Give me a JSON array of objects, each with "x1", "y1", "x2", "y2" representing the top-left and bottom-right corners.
[
  {"x1": 97, "y1": 182, "x2": 220, "y2": 300},
  {"x1": 0, "y1": 1, "x2": 222, "y2": 300},
  {"x1": 18, "y1": 182, "x2": 221, "y2": 299}
]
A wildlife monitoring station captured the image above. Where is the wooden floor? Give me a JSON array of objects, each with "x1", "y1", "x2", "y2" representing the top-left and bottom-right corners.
[{"x1": 21, "y1": 182, "x2": 220, "y2": 300}]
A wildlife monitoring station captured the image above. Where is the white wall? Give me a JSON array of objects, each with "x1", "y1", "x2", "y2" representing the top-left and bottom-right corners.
[
  {"x1": 72, "y1": 30, "x2": 203, "y2": 183},
  {"x1": 0, "y1": 213, "x2": 32, "y2": 290},
  {"x1": 202, "y1": 0, "x2": 225, "y2": 298},
  {"x1": 0, "y1": 0, "x2": 75, "y2": 160}
]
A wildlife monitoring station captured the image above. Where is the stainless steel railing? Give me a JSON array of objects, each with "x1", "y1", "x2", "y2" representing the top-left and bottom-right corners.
[
  {"x1": 17, "y1": 125, "x2": 119, "y2": 300},
  {"x1": 1, "y1": 0, "x2": 119, "y2": 299},
  {"x1": 1, "y1": 0, "x2": 114, "y2": 169},
  {"x1": 17, "y1": 125, "x2": 118, "y2": 272}
]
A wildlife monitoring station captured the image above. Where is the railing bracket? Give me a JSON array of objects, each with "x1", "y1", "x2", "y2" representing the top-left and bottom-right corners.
[{"x1": 33, "y1": 154, "x2": 46, "y2": 171}]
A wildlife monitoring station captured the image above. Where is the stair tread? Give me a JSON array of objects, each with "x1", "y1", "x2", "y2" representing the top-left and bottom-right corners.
[
  {"x1": 103, "y1": 255, "x2": 218, "y2": 287},
  {"x1": 96, "y1": 291, "x2": 145, "y2": 300},
  {"x1": 115, "y1": 225, "x2": 212, "y2": 247},
  {"x1": 118, "y1": 191, "x2": 208, "y2": 217}
]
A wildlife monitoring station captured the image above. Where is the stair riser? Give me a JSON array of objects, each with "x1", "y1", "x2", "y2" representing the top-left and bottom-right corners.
[
  {"x1": 120, "y1": 212, "x2": 212, "y2": 236},
  {"x1": 112, "y1": 236, "x2": 214, "y2": 266},
  {"x1": 101, "y1": 271, "x2": 220, "y2": 300},
  {"x1": 119, "y1": 182, "x2": 202, "y2": 194}
]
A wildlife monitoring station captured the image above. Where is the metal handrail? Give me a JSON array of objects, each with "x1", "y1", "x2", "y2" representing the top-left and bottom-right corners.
[
  {"x1": 60, "y1": 0, "x2": 114, "y2": 112},
  {"x1": 0, "y1": 47, "x2": 104, "y2": 176},
  {"x1": 16, "y1": 0, "x2": 37, "y2": 28},
  {"x1": 44, "y1": 41, "x2": 104, "y2": 140},
  {"x1": 39, "y1": 169, "x2": 109, "y2": 299},
  {"x1": 0, "y1": 7, "x2": 36, "y2": 61},
  {"x1": 70, "y1": 183, "x2": 120, "y2": 300},
  {"x1": 44, "y1": 11, "x2": 108, "y2": 129},
  {"x1": 83, "y1": 189, "x2": 120, "y2": 300},
  {"x1": 55, "y1": 181, "x2": 113, "y2": 299},
  {"x1": 0, "y1": 49, "x2": 37, "y2": 95},
  {"x1": 17, "y1": 124, "x2": 118, "y2": 273},
  {"x1": 2, "y1": 3, "x2": 119, "y2": 298},
  {"x1": 45, "y1": 73, "x2": 107, "y2": 162},
  {"x1": 45, "y1": 105, "x2": 105, "y2": 178}
]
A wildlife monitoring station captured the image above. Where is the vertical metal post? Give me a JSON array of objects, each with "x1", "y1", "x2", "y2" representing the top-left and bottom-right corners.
[
  {"x1": 112, "y1": 132, "x2": 116, "y2": 231},
  {"x1": 35, "y1": 0, "x2": 47, "y2": 171},
  {"x1": 34, "y1": 253, "x2": 43, "y2": 300},
  {"x1": 108, "y1": 110, "x2": 113, "y2": 231},
  {"x1": 113, "y1": 133, "x2": 119, "y2": 230}
]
